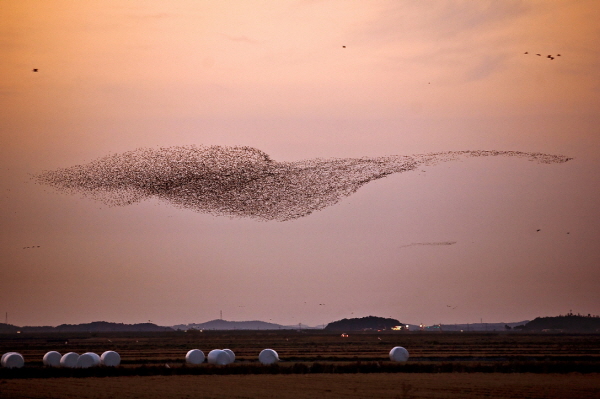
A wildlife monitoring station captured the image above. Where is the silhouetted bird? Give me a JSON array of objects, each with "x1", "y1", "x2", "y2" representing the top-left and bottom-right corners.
[
  {"x1": 557, "y1": 54, "x2": 561, "y2": 56},
  {"x1": 536, "y1": 54, "x2": 541, "y2": 56},
  {"x1": 524, "y1": 52, "x2": 528, "y2": 54},
  {"x1": 32, "y1": 69, "x2": 38, "y2": 72},
  {"x1": 342, "y1": 45, "x2": 346, "y2": 48}
]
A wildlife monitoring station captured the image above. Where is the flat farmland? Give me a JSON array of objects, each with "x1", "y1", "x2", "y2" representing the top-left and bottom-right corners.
[
  {"x1": 1, "y1": 331, "x2": 599, "y2": 398},
  {"x1": 1, "y1": 373, "x2": 599, "y2": 399},
  {"x1": 1, "y1": 330, "x2": 599, "y2": 365}
]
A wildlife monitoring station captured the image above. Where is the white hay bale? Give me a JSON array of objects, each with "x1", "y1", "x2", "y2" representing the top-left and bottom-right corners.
[
  {"x1": 43, "y1": 351, "x2": 61, "y2": 367},
  {"x1": 76, "y1": 353, "x2": 97, "y2": 368},
  {"x1": 258, "y1": 349, "x2": 279, "y2": 365},
  {"x1": 2, "y1": 352, "x2": 24, "y2": 369},
  {"x1": 100, "y1": 351, "x2": 121, "y2": 367},
  {"x1": 185, "y1": 349, "x2": 205, "y2": 365},
  {"x1": 207, "y1": 349, "x2": 230, "y2": 365},
  {"x1": 60, "y1": 352, "x2": 79, "y2": 368},
  {"x1": 85, "y1": 352, "x2": 101, "y2": 366},
  {"x1": 389, "y1": 346, "x2": 409, "y2": 362},
  {"x1": 1, "y1": 352, "x2": 15, "y2": 365},
  {"x1": 222, "y1": 349, "x2": 235, "y2": 364}
]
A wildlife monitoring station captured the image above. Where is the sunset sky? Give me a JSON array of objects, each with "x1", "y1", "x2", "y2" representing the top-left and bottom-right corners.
[{"x1": 1, "y1": 0, "x2": 599, "y2": 328}]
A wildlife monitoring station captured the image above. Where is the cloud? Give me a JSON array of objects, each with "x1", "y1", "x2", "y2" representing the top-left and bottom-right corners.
[
  {"x1": 221, "y1": 34, "x2": 261, "y2": 44},
  {"x1": 399, "y1": 241, "x2": 457, "y2": 249},
  {"x1": 348, "y1": 1, "x2": 530, "y2": 82},
  {"x1": 34, "y1": 146, "x2": 571, "y2": 221}
]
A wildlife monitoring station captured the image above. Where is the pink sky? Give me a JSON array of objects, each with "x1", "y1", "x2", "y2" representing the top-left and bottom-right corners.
[{"x1": 1, "y1": 0, "x2": 599, "y2": 327}]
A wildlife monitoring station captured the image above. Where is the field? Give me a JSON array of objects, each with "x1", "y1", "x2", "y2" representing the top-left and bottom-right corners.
[{"x1": 1, "y1": 331, "x2": 599, "y2": 398}]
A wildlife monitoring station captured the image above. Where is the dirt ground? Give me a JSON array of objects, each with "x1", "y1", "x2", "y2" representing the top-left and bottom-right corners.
[{"x1": 1, "y1": 373, "x2": 599, "y2": 399}]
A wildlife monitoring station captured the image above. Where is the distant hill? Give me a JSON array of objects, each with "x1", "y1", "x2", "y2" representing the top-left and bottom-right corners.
[
  {"x1": 324, "y1": 316, "x2": 401, "y2": 331},
  {"x1": 521, "y1": 314, "x2": 600, "y2": 332},
  {"x1": 0, "y1": 323, "x2": 19, "y2": 334},
  {"x1": 173, "y1": 319, "x2": 316, "y2": 331},
  {"x1": 0, "y1": 321, "x2": 173, "y2": 333},
  {"x1": 438, "y1": 321, "x2": 530, "y2": 332}
]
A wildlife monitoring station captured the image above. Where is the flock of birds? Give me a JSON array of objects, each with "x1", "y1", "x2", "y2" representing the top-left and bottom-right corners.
[
  {"x1": 34, "y1": 145, "x2": 572, "y2": 222},
  {"x1": 524, "y1": 52, "x2": 561, "y2": 60}
]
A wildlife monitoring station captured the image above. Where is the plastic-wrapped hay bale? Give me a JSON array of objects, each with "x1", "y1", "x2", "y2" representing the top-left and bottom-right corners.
[
  {"x1": 60, "y1": 352, "x2": 79, "y2": 368},
  {"x1": 207, "y1": 349, "x2": 230, "y2": 365},
  {"x1": 222, "y1": 349, "x2": 235, "y2": 364},
  {"x1": 76, "y1": 353, "x2": 94, "y2": 368},
  {"x1": 100, "y1": 351, "x2": 121, "y2": 367},
  {"x1": 185, "y1": 349, "x2": 205, "y2": 365},
  {"x1": 258, "y1": 349, "x2": 279, "y2": 365},
  {"x1": 77, "y1": 352, "x2": 100, "y2": 369},
  {"x1": 43, "y1": 351, "x2": 61, "y2": 367},
  {"x1": 389, "y1": 346, "x2": 409, "y2": 362},
  {"x1": 2, "y1": 352, "x2": 24, "y2": 369},
  {"x1": 1, "y1": 352, "x2": 15, "y2": 366},
  {"x1": 84, "y1": 352, "x2": 101, "y2": 367}
]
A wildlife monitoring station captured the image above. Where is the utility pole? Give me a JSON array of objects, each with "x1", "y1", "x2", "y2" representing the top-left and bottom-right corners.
[{"x1": 220, "y1": 310, "x2": 223, "y2": 320}]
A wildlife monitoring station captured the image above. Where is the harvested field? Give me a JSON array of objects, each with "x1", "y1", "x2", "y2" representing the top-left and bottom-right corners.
[
  {"x1": 1, "y1": 373, "x2": 599, "y2": 399},
  {"x1": 2, "y1": 331, "x2": 599, "y2": 398},
  {"x1": 1, "y1": 331, "x2": 599, "y2": 366}
]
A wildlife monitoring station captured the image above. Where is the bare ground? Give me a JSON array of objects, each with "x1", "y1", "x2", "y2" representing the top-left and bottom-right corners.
[{"x1": 2, "y1": 373, "x2": 599, "y2": 399}]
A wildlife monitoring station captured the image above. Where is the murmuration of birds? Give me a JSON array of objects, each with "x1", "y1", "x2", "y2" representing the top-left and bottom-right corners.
[{"x1": 33, "y1": 145, "x2": 572, "y2": 222}]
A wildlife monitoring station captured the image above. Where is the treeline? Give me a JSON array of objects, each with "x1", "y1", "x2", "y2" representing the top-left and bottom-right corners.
[
  {"x1": 324, "y1": 316, "x2": 401, "y2": 331},
  {"x1": 0, "y1": 321, "x2": 173, "y2": 333},
  {"x1": 520, "y1": 314, "x2": 600, "y2": 332}
]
